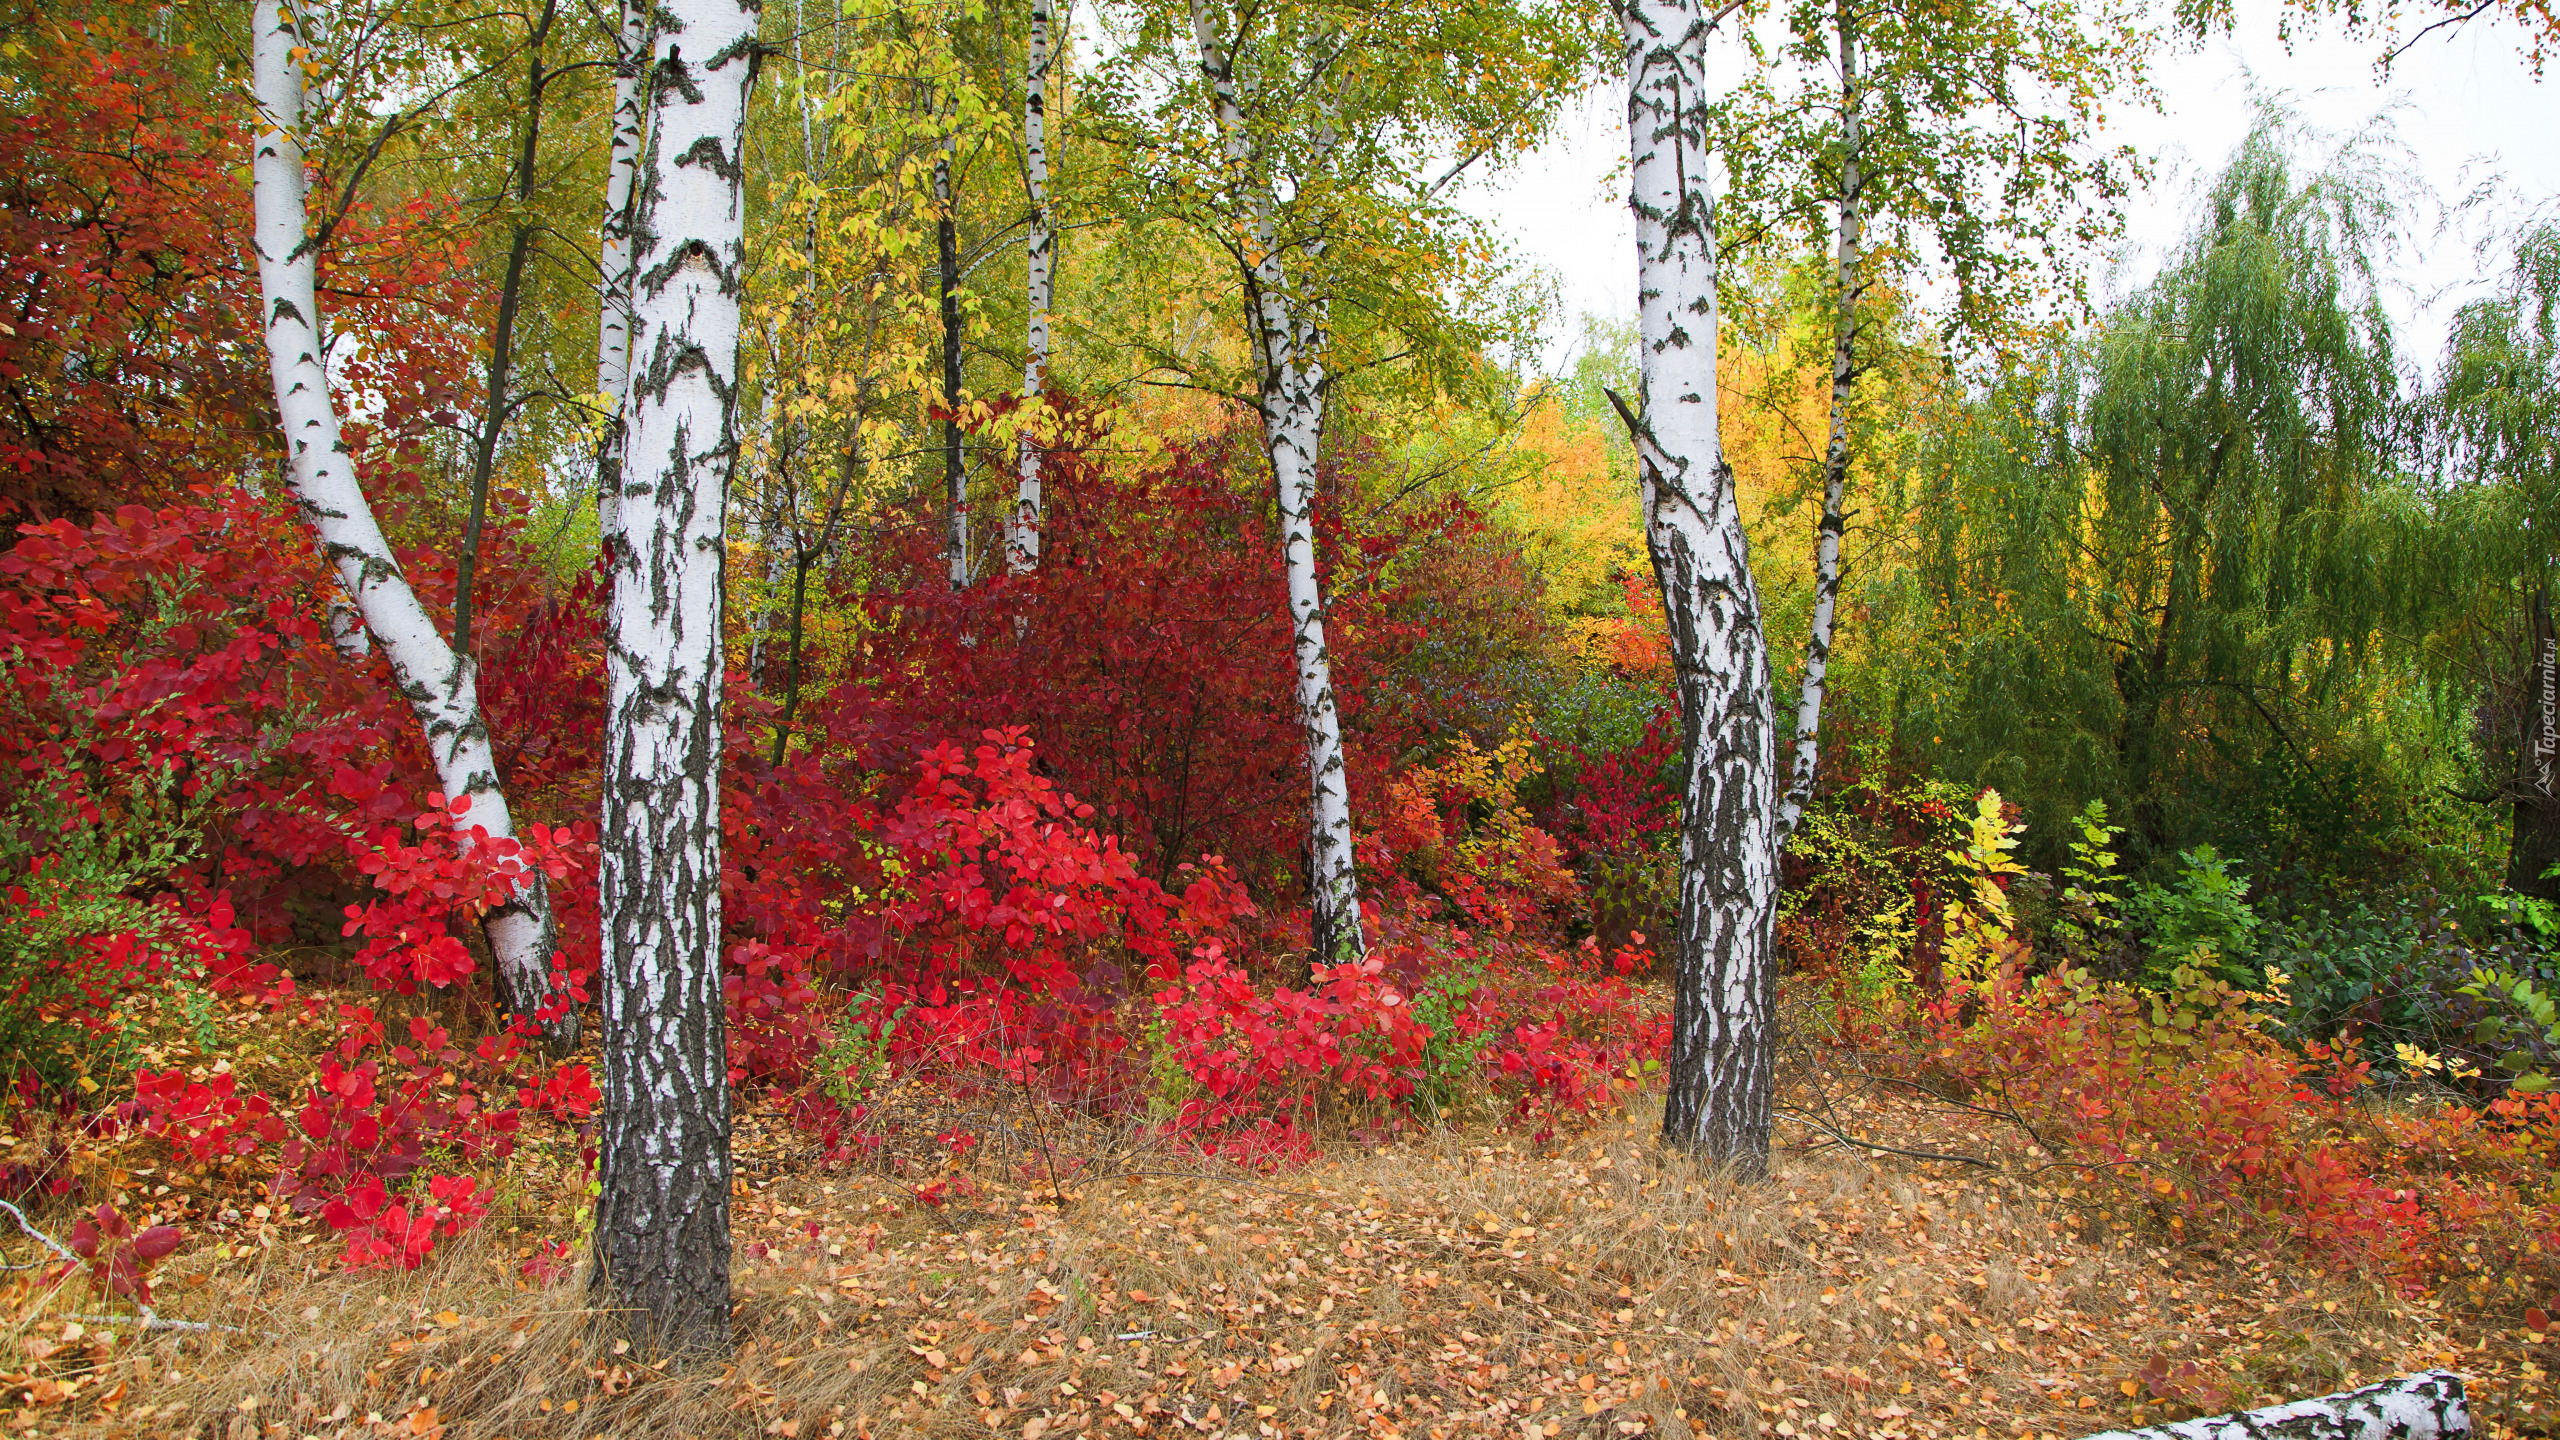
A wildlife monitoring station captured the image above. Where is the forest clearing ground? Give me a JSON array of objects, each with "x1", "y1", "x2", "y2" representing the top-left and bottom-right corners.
[{"x1": 10, "y1": 1023, "x2": 2550, "y2": 1440}]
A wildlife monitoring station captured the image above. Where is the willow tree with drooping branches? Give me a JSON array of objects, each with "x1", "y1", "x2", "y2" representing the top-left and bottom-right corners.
[
  {"x1": 2419, "y1": 223, "x2": 2560, "y2": 900},
  {"x1": 1894, "y1": 123, "x2": 2427, "y2": 877}
]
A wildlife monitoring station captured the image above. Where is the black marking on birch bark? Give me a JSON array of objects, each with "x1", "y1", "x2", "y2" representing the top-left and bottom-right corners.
[
  {"x1": 634, "y1": 245, "x2": 743, "y2": 300},
  {"x1": 654, "y1": 52, "x2": 708, "y2": 107},
  {"x1": 673, "y1": 134, "x2": 743, "y2": 184}
]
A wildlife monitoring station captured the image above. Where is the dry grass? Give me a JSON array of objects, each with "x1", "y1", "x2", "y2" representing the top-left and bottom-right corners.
[{"x1": 18, "y1": 1088, "x2": 2548, "y2": 1440}]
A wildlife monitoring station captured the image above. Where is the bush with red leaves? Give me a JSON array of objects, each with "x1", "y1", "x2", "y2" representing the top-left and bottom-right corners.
[{"x1": 63, "y1": 1202, "x2": 183, "y2": 1305}]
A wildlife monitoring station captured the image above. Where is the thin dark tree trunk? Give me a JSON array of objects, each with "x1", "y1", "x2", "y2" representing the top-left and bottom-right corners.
[
  {"x1": 442, "y1": 0, "x2": 573, "y2": 1040},
  {"x1": 770, "y1": 550, "x2": 813, "y2": 767},
  {"x1": 2119, "y1": 559, "x2": 2183, "y2": 861},
  {"x1": 938, "y1": 135, "x2": 968, "y2": 589},
  {"x1": 768, "y1": 416, "x2": 861, "y2": 765},
  {"x1": 454, "y1": 0, "x2": 557, "y2": 662},
  {"x1": 2510, "y1": 591, "x2": 2560, "y2": 903},
  {"x1": 456, "y1": 225, "x2": 535, "y2": 658}
]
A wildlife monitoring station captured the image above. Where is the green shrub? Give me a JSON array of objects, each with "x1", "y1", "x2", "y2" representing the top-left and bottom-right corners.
[
  {"x1": 2127, "y1": 844, "x2": 2261, "y2": 986},
  {"x1": 0, "y1": 764, "x2": 218, "y2": 1091}
]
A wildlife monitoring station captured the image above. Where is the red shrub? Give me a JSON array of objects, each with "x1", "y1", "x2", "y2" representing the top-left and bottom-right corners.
[
  {"x1": 812, "y1": 434, "x2": 1332, "y2": 901},
  {"x1": 1868, "y1": 961, "x2": 2560, "y2": 1295},
  {"x1": 801, "y1": 420, "x2": 1541, "y2": 914},
  {"x1": 0, "y1": 6, "x2": 478, "y2": 522},
  {"x1": 63, "y1": 1202, "x2": 183, "y2": 1305}
]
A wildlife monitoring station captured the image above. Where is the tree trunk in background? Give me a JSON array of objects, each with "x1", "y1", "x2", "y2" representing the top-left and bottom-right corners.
[
  {"x1": 455, "y1": 0, "x2": 558, "y2": 662},
  {"x1": 251, "y1": 0, "x2": 570, "y2": 1045},
  {"x1": 594, "y1": 0, "x2": 649, "y2": 554},
  {"x1": 1189, "y1": 0, "x2": 1364, "y2": 963},
  {"x1": 2510, "y1": 591, "x2": 2560, "y2": 904},
  {"x1": 938, "y1": 133, "x2": 968, "y2": 589},
  {"x1": 1612, "y1": 0, "x2": 1781, "y2": 1174},
  {"x1": 1011, "y1": 0, "x2": 1054, "y2": 574},
  {"x1": 593, "y1": 0, "x2": 750, "y2": 1353},
  {"x1": 1776, "y1": 0, "x2": 1862, "y2": 847}
]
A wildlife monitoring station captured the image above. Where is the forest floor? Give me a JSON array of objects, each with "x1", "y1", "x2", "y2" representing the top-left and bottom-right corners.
[{"x1": 2, "y1": 1001, "x2": 2551, "y2": 1440}]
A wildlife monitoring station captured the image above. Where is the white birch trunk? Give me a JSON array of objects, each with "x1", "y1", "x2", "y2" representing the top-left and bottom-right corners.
[
  {"x1": 595, "y1": 0, "x2": 649, "y2": 553},
  {"x1": 1190, "y1": 0, "x2": 1364, "y2": 962},
  {"x1": 1613, "y1": 0, "x2": 1780, "y2": 1171},
  {"x1": 592, "y1": 0, "x2": 751, "y2": 1351},
  {"x1": 2076, "y1": 1371, "x2": 2468, "y2": 1440},
  {"x1": 1776, "y1": 0, "x2": 1862, "y2": 845},
  {"x1": 250, "y1": 0, "x2": 570, "y2": 1045},
  {"x1": 1010, "y1": 0, "x2": 1054, "y2": 574}
]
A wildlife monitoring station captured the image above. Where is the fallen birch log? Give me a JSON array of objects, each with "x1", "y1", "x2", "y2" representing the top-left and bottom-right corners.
[{"x1": 2080, "y1": 1371, "x2": 2467, "y2": 1440}]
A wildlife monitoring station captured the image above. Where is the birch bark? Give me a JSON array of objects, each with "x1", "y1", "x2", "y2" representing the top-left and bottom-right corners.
[
  {"x1": 1612, "y1": 0, "x2": 1781, "y2": 1171},
  {"x1": 1189, "y1": 0, "x2": 1364, "y2": 962},
  {"x1": 595, "y1": 0, "x2": 649, "y2": 552},
  {"x1": 2077, "y1": 1371, "x2": 2468, "y2": 1440},
  {"x1": 250, "y1": 0, "x2": 570, "y2": 1043},
  {"x1": 1776, "y1": 0, "x2": 1861, "y2": 844},
  {"x1": 1011, "y1": 0, "x2": 1054, "y2": 574},
  {"x1": 592, "y1": 0, "x2": 753, "y2": 1350}
]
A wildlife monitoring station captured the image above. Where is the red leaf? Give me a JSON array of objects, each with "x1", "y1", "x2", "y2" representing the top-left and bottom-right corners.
[{"x1": 130, "y1": 1225, "x2": 184, "y2": 1262}]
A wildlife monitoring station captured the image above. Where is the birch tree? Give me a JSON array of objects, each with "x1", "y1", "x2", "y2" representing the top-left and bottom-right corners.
[
  {"x1": 592, "y1": 0, "x2": 757, "y2": 1349},
  {"x1": 1184, "y1": 0, "x2": 1363, "y2": 960},
  {"x1": 1090, "y1": 0, "x2": 1586, "y2": 964},
  {"x1": 595, "y1": 0, "x2": 649, "y2": 549},
  {"x1": 1607, "y1": 0, "x2": 1784, "y2": 1171},
  {"x1": 249, "y1": 0, "x2": 573, "y2": 1044},
  {"x1": 1011, "y1": 0, "x2": 1055, "y2": 574},
  {"x1": 1775, "y1": 0, "x2": 1860, "y2": 847},
  {"x1": 1718, "y1": 0, "x2": 2148, "y2": 843}
]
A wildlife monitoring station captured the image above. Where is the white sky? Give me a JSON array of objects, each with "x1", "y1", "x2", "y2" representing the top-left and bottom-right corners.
[{"x1": 1467, "y1": 4, "x2": 2560, "y2": 379}]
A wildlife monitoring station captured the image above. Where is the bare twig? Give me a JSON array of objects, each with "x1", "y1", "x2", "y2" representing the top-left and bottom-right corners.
[
  {"x1": 0, "y1": 1198, "x2": 78, "y2": 1267},
  {"x1": 0, "y1": 1199, "x2": 250, "y2": 1332},
  {"x1": 1777, "y1": 1104, "x2": 2002, "y2": 1170}
]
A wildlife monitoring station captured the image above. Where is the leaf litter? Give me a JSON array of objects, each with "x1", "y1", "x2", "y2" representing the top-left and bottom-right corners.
[{"x1": 10, "y1": 1075, "x2": 2547, "y2": 1440}]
